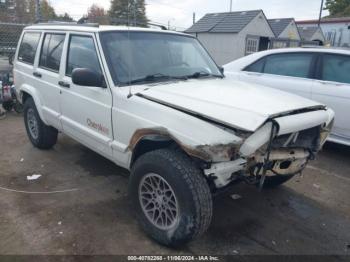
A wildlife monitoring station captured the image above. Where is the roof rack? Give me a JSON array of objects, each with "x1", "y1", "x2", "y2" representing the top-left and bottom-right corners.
[{"x1": 34, "y1": 21, "x2": 99, "y2": 28}]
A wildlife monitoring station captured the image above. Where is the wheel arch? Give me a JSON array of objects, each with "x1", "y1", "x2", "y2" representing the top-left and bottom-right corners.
[
  {"x1": 129, "y1": 128, "x2": 212, "y2": 168},
  {"x1": 20, "y1": 85, "x2": 47, "y2": 125}
]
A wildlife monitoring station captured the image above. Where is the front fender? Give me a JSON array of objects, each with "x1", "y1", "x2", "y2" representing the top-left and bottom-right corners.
[{"x1": 19, "y1": 84, "x2": 48, "y2": 125}]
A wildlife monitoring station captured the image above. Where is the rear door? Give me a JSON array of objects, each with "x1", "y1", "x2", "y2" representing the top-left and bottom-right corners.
[
  {"x1": 35, "y1": 32, "x2": 66, "y2": 129},
  {"x1": 240, "y1": 52, "x2": 316, "y2": 99},
  {"x1": 59, "y1": 32, "x2": 113, "y2": 159},
  {"x1": 313, "y1": 53, "x2": 350, "y2": 142}
]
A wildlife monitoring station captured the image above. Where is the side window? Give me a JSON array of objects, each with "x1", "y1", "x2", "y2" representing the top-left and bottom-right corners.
[
  {"x1": 18, "y1": 32, "x2": 41, "y2": 64},
  {"x1": 322, "y1": 54, "x2": 350, "y2": 84},
  {"x1": 66, "y1": 35, "x2": 101, "y2": 76},
  {"x1": 263, "y1": 53, "x2": 314, "y2": 78},
  {"x1": 245, "y1": 59, "x2": 265, "y2": 73},
  {"x1": 39, "y1": 33, "x2": 65, "y2": 72}
]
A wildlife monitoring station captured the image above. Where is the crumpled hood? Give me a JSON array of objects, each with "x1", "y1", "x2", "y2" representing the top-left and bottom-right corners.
[{"x1": 136, "y1": 79, "x2": 325, "y2": 132}]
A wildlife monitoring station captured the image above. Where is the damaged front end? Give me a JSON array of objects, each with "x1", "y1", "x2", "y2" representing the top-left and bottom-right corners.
[
  {"x1": 128, "y1": 107, "x2": 334, "y2": 190},
  {"x1": 203, "y1": 109, "x2": 335, "y2": 189}
]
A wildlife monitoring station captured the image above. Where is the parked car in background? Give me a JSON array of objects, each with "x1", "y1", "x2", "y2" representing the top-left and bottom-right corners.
[
  {"x1": 14, "y1": 24, "x2": 334, "y2": 246},
  {"x1": 224, "y1": 47, "x2": 350, "y2": 146}
]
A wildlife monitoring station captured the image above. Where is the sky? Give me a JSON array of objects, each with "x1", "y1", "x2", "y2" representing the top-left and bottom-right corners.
[{"x1": 50, "y1": 0, "x2": 329, "y2": 30}]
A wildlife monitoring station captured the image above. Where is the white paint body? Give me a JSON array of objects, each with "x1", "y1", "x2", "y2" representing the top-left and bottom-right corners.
[
  {"x1": 224, "y1": 47, "x2": 350, "y2": 146},
  {"x1": 14, "y1": 26, "x2": 334, "y2": 188}
]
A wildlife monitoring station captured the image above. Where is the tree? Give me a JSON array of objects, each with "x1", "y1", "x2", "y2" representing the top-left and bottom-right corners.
[
  {"x1": 0, "y1": 0, "x2": 70, "y2": 23},
  {"x1": 40, "y1": 0, "x2": 57, "y2": 21},
  {"x1": 325, "y1": 0, "x2": 350, "y2": 17},
  {"x1": 14, "y1": 0, "x2": 32, "y2": 23},
  {"x1": 109, "y1": 0, "x2": 148, "y2": 27},
  {"x1": 56, "y1": 12, "x2": 74, "y2": 22},
  {"x1": 87, "y1": 4, "x2": 109, "y2": 24},
  {"x1": 0, "y1": 0, "x2": 15, "y2": 22}
]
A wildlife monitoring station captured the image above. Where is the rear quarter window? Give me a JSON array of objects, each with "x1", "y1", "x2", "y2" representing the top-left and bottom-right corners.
[
  {"x1": 322, "y1": 54, "x2": 350, "y2": 84},
  {"x1": 17, "y1": 32, "x2": 41, "y2": 65}
]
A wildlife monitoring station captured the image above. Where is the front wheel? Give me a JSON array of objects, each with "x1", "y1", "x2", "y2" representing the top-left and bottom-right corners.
[{"x1": 129, "y1": 148, "x2": 213, "y2": 247}]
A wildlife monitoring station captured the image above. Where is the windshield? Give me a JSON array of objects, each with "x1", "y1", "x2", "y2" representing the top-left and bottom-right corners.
[{"x1": 99, "y1": 31, "x2": 222, "y2": 85}]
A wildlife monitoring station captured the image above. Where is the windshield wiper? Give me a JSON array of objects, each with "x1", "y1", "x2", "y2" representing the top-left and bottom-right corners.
[
  {"x1": 127, "y1": 73, "x2": 187, "y2": 85},
  {"x1": 187, "y1": 71, "x2": 223, "y2": 79}
]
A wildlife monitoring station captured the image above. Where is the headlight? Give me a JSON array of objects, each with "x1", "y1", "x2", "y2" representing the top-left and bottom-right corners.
[{"x1": 319, "y1": 118, "x2": 334, "y2": 148}]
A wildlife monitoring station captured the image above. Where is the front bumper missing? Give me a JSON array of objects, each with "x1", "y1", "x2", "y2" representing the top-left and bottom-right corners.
[
  {"x1": 204, "y1": 109, "x2": 335, "y2": 189},
  {"x1": 204, "y1": 148, "x2": 310, "y2": 188}
]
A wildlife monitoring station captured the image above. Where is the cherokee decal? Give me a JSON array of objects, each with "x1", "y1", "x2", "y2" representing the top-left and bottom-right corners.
[{"x1": 87, "y1": 119, "x2": 109, "y2": 135}]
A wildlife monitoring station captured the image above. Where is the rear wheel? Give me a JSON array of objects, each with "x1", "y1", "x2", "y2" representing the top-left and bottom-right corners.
[
  {"x1": 129, "y1": 148, "x2": 213, "y2": 246},
  {"x1": 14, "y1": 101, "x2": 23, "y2": 114},
  {"x1": 2, "y1": 101, "x2": 13, "y2": 112},
  {"x1": 24, "y1": 97, "x2": 58, "y2": 149}
]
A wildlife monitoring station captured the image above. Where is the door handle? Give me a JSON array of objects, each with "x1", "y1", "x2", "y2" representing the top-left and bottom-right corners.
[
  {"x1": 58, "y1": 81, "x2": 70, "y2": 88},
  {"x1": 33, "y1": 72, "x2": 42, "y2": 78},
  {"x1": 246, "y1": 72, "x2": 262, "y2": 76},
  {"x1": 318, "y1": 81, "x2": 342, "y2": 86}
]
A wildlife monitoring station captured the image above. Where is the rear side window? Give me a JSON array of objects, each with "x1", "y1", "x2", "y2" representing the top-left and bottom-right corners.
[
  {"x1": 245, "y1": 59, "x2": 265, "y2": 73},
  {"x1": 66, "y1": 35, "x2": 101, "y2": 76},
  {"x1": 18, "y1": 32, "x2": 41, "y2": 64},
  {"x1": 263, "y1": 53, "x2": 313, "y2": 78},
  {"x1": 39, "y1": 33, "x2": 65, "y2": 72},
  {"x1": 322, "y1": 54, "x2": 350, "y2": 84}
]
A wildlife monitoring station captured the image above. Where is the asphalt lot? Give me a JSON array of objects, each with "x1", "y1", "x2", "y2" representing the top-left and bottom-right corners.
[{"x1": 0, "y1": 112, "x2": 349, "y2": 256}]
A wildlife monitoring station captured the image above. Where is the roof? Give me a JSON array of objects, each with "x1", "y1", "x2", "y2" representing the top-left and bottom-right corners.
[
  {"x1": 297, "y1": 26, "x2": 321, "y2": 41},
  {"x1": 268, "y1": 18, "x2": 294, "y2": 37},
  {"x1": 185, "y1": 10, "x2": 262, "y2": 33},
  {"x1": 24, "y1": 24, "x2": 188, "y2": 36},
  {"x1": 296, "y1": 17, "x2": 350, "y2": 25}
]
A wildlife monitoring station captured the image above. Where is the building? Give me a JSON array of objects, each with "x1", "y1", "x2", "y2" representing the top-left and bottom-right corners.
[
  {"x1": 185, "y1": 10, "x2": 275, "y2": 65},
  {"x1": 297, "y1": 26, "x2": 325, "y2": 45},
  {"x1": 297, "y1": 17, "x2": 350, "y2": 47},
  {"x1": 0, "y1": 0, "x2": 16, "y2": 22},
  {"x1": 268, "y1": 18, "x2": 301, "y2": 48}
]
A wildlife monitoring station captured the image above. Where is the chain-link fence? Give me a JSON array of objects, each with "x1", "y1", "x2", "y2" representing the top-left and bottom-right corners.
[{"x1": 0, "y1": 22, "x2": 27, "y2": 65}]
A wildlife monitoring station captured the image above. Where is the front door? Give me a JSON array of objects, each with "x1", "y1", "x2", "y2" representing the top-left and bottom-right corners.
[{"x1": 59, "y1": 33, "x2": 113, "y2": 159}]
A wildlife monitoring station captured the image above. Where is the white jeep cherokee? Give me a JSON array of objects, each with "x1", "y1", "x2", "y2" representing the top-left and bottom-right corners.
[{"x1": 14, "y1": 24, "x2": 334, "y2": 246}]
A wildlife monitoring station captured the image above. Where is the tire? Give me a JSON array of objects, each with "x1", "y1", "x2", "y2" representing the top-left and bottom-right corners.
[
  {"x1": 2, "y1": 101, "x2": 13, "y2": 112},
  {"x1": 261, "y1": 174, "x2": 295, "y2": 189},
  {"x1": 14, "y1": 101, "x2": 24, "y2": 114},
  {"x1": 129, "y1": 148, "x2": 213, "y2": 247},
  {"x1": 23, "y1": 97, "x2": 58, "y2": 149}
]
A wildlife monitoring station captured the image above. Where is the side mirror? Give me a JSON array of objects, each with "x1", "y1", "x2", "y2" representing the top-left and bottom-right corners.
[
  {"x1": 72, "y1": 68, "x2": 106, "y2": 88},
  {"x1": 219, "y1": 67, "x2": 225, "y2": 74}
]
